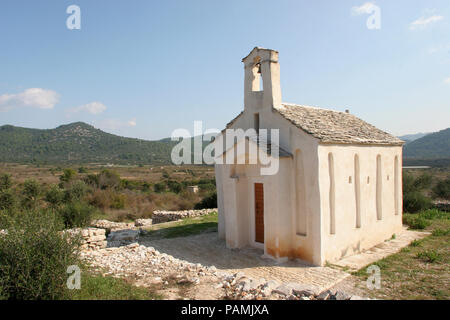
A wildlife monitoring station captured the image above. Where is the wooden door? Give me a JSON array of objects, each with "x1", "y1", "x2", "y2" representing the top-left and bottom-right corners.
[{"x1": 254, "y1": 183, "x2": 264, "y2": 243}]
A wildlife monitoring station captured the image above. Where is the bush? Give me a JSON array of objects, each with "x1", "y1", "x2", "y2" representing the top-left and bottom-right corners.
[
  {"x1": 22, "y1": 179, "x2": 40, "y2": 209},
  {"x1": 418, "y1": 209, "x2": 448, "y2": 220},
  {"x1": 194, "y1": 192, "x2": 217, "y2": 209},
  {"x1": 58, "y1": 202, "x2": 95, "y2": 229},
  {"x1": 45, "y1": 185, "x2": 64, "y2": 208},
  {"x1": 63, "y1": 180, "x2": 88, "y2": 203},
  {"x1": 403, "y1": 215, "x2": 431, "y2": 230},
  {"x1": 111, "y1": 194, "x2": 127, "y2": 209},
  {"x1": 60, "y1": 168, "x2": 77, "y2": 184},
  {"x1": 416, "y1": 250, "x2": 441, "y2": 263},
  {"x1": 167, "y1": 180, "x2": 182, "y2": 194},
  {"x1": 78, "y1": 167, "x2": 88, "y2": 174},
  {"x1": 154, "y1": 182, "x2": 166, "y2": 193},
  {"x1": 432, "y1": 178, "x2": 450, "y2": 200},
  {"x1": 0, "y1": 210, "x2": 80, "y2": 299},
  {"x1": 88, "y1": 189, "x2": 112, "y2": 209},
  {"x1": 0, "y1": 174, "x2": 12, "y2": 192},
  {"x1": 97, "y1": 170, "x2": 121, "y2": 190},
  {"x1": 403, "y1": 191, "x2": 432, "y2": 213},
  {"x1": 0, "y1": 190, "x2": 16, "y2": 211}
]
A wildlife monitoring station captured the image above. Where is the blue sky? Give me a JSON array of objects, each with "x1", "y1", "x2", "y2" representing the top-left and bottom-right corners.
[{"x1": 0, "y1": 0, "x2": 449, "y2": 140}]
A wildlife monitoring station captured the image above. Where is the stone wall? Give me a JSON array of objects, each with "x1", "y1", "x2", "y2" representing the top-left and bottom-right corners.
[
  {"x1": 65, "y1": 228, "x2": 107, "y2": 251},
  {"x1": 152, "y1": 208, "x2": 217, "y2": 224},
  {"x1": 91, "y1": 218, "x2": 153, "y2": 231}
]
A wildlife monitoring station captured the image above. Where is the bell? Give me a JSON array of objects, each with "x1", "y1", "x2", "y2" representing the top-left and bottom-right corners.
[{"x1": 257, "y1": 63, "x2": 262, "y2": 74}]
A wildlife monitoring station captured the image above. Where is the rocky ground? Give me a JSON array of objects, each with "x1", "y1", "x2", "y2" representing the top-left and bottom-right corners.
[{"x1": 80, "y1": 242, "x2": 367, "y2": 300}]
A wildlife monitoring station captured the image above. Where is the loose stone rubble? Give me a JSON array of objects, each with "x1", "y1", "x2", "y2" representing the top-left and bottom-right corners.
[
  {"x1": 152, "y1": 209, "x2": 217, "y2": 224},
  {"x1": 80, "y1": 243, "x2": 220, "y2": 290},
  {"x1": 79, "y1": 240, "x2": 364, "y2": 300},
  {"x1": 219, "y1": 272, "x2": 366, "y2": 300},
  {"x1": 64, "y1": 227, "x2": 107, "y2": 251}
]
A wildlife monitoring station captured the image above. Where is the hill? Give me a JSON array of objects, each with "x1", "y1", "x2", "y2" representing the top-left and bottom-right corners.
[
  {"x1": 0, "y1": 122, "x2": 179, "y2": 165},
  {"x1": 398, "y1": 132, "x2": 430, "y2": 144},
  {"x1": 403, "y1": 128, "x2": 450, "y2": 160}
]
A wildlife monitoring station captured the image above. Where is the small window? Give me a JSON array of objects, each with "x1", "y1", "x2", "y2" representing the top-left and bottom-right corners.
[
  {"x1": 367, "y1": 176, "x2": 370, "y2": 184},
  {"x1": 349, "y1": 176, "x2": 352, "y2": 184},
  {"x1": 254, "y1": 113, "x2": 260, "y2": 134}
]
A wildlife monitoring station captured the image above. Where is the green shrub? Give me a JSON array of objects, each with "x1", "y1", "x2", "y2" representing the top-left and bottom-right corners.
[
  {"x1": 63, "y1": 181, "x2": 88, "y2": 203},
  {"x1": 418, "y1": 209, "x2": 448, "y2": 220},
  {"x1": 58, "y1": 202, "x2": 95, "y2": 229},
  {"x1": 432, "y1": 228, "x2": 450, "y2": 236},
  {"x1": 0, "y1": 190, "x2": 15, "y2": 211},
  {"x1": 409, "y1": 239, "x2": 422, "y2": 247},
  {"x1": 432, "y1": 178, "x2": 450, "y2": 200},
  {"x1": 167, "y1": 180, "x2": 182, "y2": 194},
  {"x1": 110, "y1": 194, "x2": 127, "y2": 209},
  {"x1": 403, "y1": 191, "x2": 432, "y2": 213},
  {"x1": 0, "y1": 210, "x2": 80, "y2": 299},
  {"x1": 21, "y1": 179, "x2": 40, "y2": 208},
  {"x1": 60, "y1": 168, "x2": 77, "y2": 184},
  {"x1": 97, "y1": 170, "x2": 120, "y2": 190},
  {"x1": 194, "y1": 192, "x2": 217, "y2": 209},
  {"x1": 416, "y1": 250, "x2": 441, "y2": 263},
  {"x1": 45, "y1": 184, "x2": 64, "y2": 208},
  {"x1": 404, "y1": 215, "x2": 431, "y2": 230},
  {"x1": 0, "y1": 174, "x2": 12, "y2": 192},
  {"x1": 78, "y1": 167, "x2": 88, "y2": 174}
]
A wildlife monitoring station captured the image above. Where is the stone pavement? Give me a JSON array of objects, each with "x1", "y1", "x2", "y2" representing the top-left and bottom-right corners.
[{"x1": 333, "y1": 227, "x2": 430, "y2": 271}]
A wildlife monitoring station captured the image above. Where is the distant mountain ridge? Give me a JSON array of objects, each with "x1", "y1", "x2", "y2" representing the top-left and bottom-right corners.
[
  {"x1": 403, "y1": 128, "x2": 450, "y2": 160},
  {"x1": 0, "y1": 122, "x2": 178, "y2": 164},
  {"x1": 0, "y1": 122, "x2": 448, "y2": 166},
  {"x1": 398, "y1": 132, "x2": 430, "y2": 144}
]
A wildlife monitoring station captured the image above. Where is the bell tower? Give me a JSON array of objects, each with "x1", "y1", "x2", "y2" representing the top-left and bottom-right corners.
[{"x1": 242, "y1": 47, "x2": 282, "y2": 112}]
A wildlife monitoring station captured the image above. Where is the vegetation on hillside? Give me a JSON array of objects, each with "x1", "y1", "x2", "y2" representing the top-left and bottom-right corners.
[
  {"x1": 0, "y1": 122, "x2": 215, "y2": 165},
  {"x1": 403, "y1": 128, "x2": 450, "y2": 160},
  {"x1": 0, "y1": 122, "x2": 177, "y2": 165}
]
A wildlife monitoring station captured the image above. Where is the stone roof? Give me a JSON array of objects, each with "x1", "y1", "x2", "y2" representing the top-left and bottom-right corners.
[
  {"x1": 275, "y1": 104, "x2": 404, "y2": 146},
  {"x1": 224, "y1": 104, "x2": 404, "y2": 146}
]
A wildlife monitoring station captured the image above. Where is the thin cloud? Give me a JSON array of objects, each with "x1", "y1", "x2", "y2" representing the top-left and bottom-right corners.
[
  {"x1": 0, "y1": 88, "x2": 59, "y2": 111},
  {"x1": 410, "y1": 15, "x2": 443, "y2": 30},
  {"x1": 351, "y1": 2, "x2": 376, "y2": 16},
  {"x1": 68, "y1": 102, "x2": 107, "y2": 115},
  {"x1": 444, "y1": 77, "x2": 450, "y2": 85}
]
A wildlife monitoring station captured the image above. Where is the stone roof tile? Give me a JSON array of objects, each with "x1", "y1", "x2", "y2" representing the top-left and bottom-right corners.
[{"x1": 275, "y1": 104, "x2": 404, "y2": 146}]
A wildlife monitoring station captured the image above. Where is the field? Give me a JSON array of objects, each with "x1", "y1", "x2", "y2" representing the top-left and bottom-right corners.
[{"x1": 0, "y1": 163, "x2": 216, "y2": 222}]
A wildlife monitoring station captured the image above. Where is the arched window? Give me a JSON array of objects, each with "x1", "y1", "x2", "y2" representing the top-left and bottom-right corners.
[
  {"x1": 376, "y1": 155, "x2": 382, "y2": 220},
  {"x1": 354, "y1": 154, "x2": 361, "y2": 228},
  {"x1": 295, "y1": 150, "x2": 307, "y2": 236},
  {"x1": 394, "y1": 156, "x2": 399, "y2": 215},
  {"x1": 328, "y1": 153, "x2": 336, "y2": 234}
]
